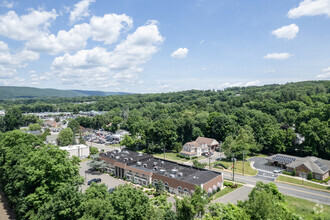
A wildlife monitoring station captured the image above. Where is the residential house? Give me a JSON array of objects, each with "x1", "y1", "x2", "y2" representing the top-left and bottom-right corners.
[
  {"x1": 179, "y1": 137, "x2": 220, "y2": 157},
  {"x1": 60, "y1": 144, "x2": 90, "y2": 159}
]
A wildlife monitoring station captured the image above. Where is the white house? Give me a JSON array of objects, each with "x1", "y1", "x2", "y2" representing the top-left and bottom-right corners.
[
  {"x1": 60, "y1": 144, "x2": 90, "y2": 159},
  {"x1": 179, "y1": 137, "x2": 220, "y2": 157}
]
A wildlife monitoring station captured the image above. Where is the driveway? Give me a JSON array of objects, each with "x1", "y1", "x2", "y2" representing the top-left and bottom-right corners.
[
  {"x1": 198, "y1": 152, "x2": 227, "y2": 164},
  {"x1": 248, "y1": 157, "x2": 282, "y2": 181},
  {"x1": 79, "y1": 161, "x2": 125, "y2": 192}
]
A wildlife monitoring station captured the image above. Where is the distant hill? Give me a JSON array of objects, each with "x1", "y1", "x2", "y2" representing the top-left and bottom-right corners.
[{"x1": 0, "y1": 86, "x2": 130, "y2": 99}]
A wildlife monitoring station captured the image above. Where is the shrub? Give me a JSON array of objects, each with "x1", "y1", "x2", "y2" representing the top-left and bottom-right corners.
[
  {"x1": 282, "y1": 171, "x2": 293, "y2": 176},
  {"x1": 307, "y1": 172, "x2": 313, "y2": 180},
  {"x1": 292, "y1": 169, "x2": 296, "y2": 176},
  {"x1": 192, "y1": 156, "x2": 198, "y2": 159},
  {"x1": 214, "y1": 162, "x2": 228, "y2": 169}
]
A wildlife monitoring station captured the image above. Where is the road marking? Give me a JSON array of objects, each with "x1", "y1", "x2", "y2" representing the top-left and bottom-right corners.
[
  {"x1": 277, "y1": 185, "x2": 330, "y2": 199},
  {"x1": 224, "y1": 174, "x2": 330, "y2": 200}
]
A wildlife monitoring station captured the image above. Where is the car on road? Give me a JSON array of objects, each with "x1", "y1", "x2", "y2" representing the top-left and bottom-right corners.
[
  {"x1": 273, "y1": 169, "x2": 281, "y2": 173},
  {"x1": 87, "y1": 178, "x2": 101, "y2": 185}
]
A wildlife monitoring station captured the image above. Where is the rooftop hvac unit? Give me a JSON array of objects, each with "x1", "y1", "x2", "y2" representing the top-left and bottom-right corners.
[
  {"x1": 159, "y1": 169, "x2": 165, "y2": 174},
  {"x1": 170, "y1": 174, "x2": 175, "y2": 178},
  {"x1": 143, "y1": 164, "x2": 147, "y2": 168},
  {"x1": 137, "y1": 162, "x2": 141, "y2": 166},
  {"x1": 161, "y1": 161, "x2": 165, "y2": 164},
  {"x1": 138, "y1": 153, "x2": 142, "y2": 156},
  {"x1": 124, "y1": 158, "x2": 128, "y2": 162},
  {"x1": 153, "y1": 162, "x2": 158, "y2": 166},
  {"x1": 115, "y1": 156, "x2": 120, "y2": 159},
  {"x1": 178, "y1": 172, "x2": 183, "y2": 177},
  {"x1": 153, "y1": 167, "x2": 158, "y2": 171},
  {"x1": 130, "y1": 158, "x2": 133, "y2": 161}
]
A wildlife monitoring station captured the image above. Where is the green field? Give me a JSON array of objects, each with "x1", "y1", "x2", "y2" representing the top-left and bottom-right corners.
[
  {"x1": 277, "y1": 175, "x2": 330, "y2": 191},
  {"x1": 214, "y1": 160, "x2": 257, "y2": 176},
  {"x1": 285, "y1": 195, "x2": 330, "y2": 220}
]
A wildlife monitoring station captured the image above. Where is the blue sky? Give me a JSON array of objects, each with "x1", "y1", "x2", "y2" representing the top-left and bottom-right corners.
[{"x1": 0, "y1": 0, "x2": 329, "y2": 93}]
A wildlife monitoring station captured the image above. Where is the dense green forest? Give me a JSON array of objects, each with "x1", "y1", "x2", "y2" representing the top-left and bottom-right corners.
[
  {"x1": 0, "y1": 131, "x2": 318, "y2": 220},
  {"x1": 0, "y1": 86, "x2": 130, "y2": 99},
  {"x1": 1, "y1": 81, "x2": 329, "y2": 159}
]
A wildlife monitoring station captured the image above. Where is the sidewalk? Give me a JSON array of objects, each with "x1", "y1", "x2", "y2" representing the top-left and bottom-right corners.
[
  {"x1": 280, "y1": 174, "x2": 330, "y2": 186},
  {"x1": 212, "y1": 186, "x2": 252, "y2": 204}
]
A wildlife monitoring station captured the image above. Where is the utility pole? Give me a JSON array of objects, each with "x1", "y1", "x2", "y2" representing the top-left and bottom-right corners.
[
  {"x1": 163, "y1": 146, "x2": 165, "y2": 160},
  {"x1": 232, "y1": 154, "x2": 236, "y2": 181},
  {"x1": 243, "y1": 150, "x2": 245, "y2": 176},
  {"x1": 209, "y1": 156, "x2": 211, "y2": 169}
]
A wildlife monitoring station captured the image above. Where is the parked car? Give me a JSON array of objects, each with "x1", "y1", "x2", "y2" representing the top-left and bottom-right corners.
[
  {"x1": 108, "y1": 188, "x2": 116, "y2": 193},
  {"x1": 87, "y1": 178, "x2": 101, "y2": 185},
  {"x1": 273, "y1": 169, "x2": 281, "y2": 173},
  {"x1": 202, "y1": 152, "x2": 210, "y2": 157}
]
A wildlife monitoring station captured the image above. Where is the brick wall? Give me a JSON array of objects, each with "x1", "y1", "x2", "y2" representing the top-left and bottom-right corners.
[
  {"x1": 203, "y1": 174, "x2": 223, "y2": 192},
  {"x1": 152, "y1": 172, "x2": 196, "y2": 192}
]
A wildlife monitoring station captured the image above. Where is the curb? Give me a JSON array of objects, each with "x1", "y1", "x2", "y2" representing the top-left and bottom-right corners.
[{"x1": 275, "y1": 180, "x2": 330, "y2": 193}]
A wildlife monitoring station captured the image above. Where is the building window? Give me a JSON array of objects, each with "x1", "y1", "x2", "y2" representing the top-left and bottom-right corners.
[
  {"x1": 153, "y1": 179, "x2": 158, "y2": 186},
  {"x1": 178, "y1": 186, "x2": 183, "y2": 194},
  {"x1": 184, "y1": 188, "x2": 189, "y2": 194}
]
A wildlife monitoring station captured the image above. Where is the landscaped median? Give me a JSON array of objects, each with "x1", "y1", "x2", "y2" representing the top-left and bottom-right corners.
[
  {"x1": 276, "y1": 175, "x2": 330, "y2": 192},
  {"x1": 212, "y1": 181, "x2": 244, "y2": 200},
  {"x1": 213, "y1": 160, "x2": 257, "y2": 176}
]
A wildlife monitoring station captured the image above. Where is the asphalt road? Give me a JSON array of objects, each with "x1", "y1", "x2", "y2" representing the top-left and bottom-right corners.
[{"x1": 222, "y1": 171, "x2": 330, "y2": 205}]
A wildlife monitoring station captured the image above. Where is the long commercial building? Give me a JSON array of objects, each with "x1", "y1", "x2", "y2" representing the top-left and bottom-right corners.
[{"x1": 100, "y1": 149, "x2": 223, "y2": 195}]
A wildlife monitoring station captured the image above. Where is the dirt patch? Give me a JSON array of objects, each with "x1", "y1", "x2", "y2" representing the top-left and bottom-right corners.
[{"x1": 0, "y1": 190, "x2": 15, "y2": 220}]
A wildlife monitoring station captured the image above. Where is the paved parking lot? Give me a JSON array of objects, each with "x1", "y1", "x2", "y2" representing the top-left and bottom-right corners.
[
  {"x1": 198, "y1": 152, "x2": 227, "y2": 164},
  {"x1": 248, "y1": 157, "x2": 281, "y2": 181},
  {"x1": 79, "y1": 161, "x2": 125, "y2": 192}
]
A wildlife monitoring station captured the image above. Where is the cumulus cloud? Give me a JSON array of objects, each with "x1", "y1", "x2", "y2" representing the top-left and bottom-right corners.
[
  {"x1": 288, "y1": 0, "x2": 330, "y2": 18},
  {"x1": 315, "y1": 67, "x2": 330, "y2": 79},
  {"x1": 0, "y1": 9, "x2": 57, "y2": 41},
  {"x1": 26, "y1": 13, "x2": 132, "y2": 54},
  {"x1": 1, "y1": 0, "x2": 14, "y2": 8},
  {"x1": 222, "y1": 80, "x2": 260, "y2": 88},
  {"x1": 0, "y1": 40, "x2": 39, "y2": 79},
  {"x1": 171, "y1": 48, "x2": 188, "y2": 59},
  {"x1": 263, "y1": 53, "x2": 292, "y2": 60},
  {"x1": 271, "y1": 24, "x2": 299, "y2": 39},
  {"x1": 50, "y1": 22, "x2": 164, "y2": 87},
  {"x1": 69, "y1": 0, "x2": 95, "y2": 23}
]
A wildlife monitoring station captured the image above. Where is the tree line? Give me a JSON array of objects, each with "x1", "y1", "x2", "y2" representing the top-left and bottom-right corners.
[
  {"x1": 1, "y1": 81, "x2": 329, "y2": 159},
  {"x1": 0, "y1": 131, "x2": 319, "y2": 219}
]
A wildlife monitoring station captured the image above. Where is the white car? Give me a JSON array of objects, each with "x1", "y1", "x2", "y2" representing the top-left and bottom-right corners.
[{"x1": 273, "y1": 169, "x2": 281, "y2": 173}]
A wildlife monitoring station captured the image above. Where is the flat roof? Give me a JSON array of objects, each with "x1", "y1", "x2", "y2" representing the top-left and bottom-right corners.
[{"x1": 101, "y1": 149, "x2": 221, "y2": 185}]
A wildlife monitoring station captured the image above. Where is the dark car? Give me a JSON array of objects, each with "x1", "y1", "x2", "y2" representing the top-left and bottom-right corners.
[
  {"x1": 87, "y1": 178, "x2": 101, "y2": 185},
  {"x1": 108, "y1": 188, "x2": 116, "y2": 193}
]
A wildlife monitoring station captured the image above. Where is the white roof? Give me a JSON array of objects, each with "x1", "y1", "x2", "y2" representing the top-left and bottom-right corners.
[{"x1": 60, "y1": 144, "x2": 89, "y2": 150}]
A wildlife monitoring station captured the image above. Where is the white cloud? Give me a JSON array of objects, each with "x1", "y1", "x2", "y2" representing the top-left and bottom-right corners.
[
  {"x1": 26, "y1": 13, "x2": 132, "y2": 54},
  {"x1": 50, "y1": 22, "x2": 164, "y2": 88},
  {"x1": 0, "y1": 41, "x2": 39, "y2": 79},
  {"x1": 288, "y1": 0, "x2": 330, "y2": 18},
  {"x1": 0, "y1": 9, "x2": 57, "y2": 41},
  {"x1": 244, "y1": 80, "x2": 260, "y2": 87},
  {"x1": 171, "y1": 47, "x2": 188, "y2": 59},
  {"x1": 89, "y1": 13, "x2": 133, "y2": 44},
  {"x1": 263, "y1": 69, "x2": 276, "y2": 73},
  {"x1": 315, "y1": 67, "x2": 330, "y2": 79},
  {"x1": 321, "y1": 67, "x2": 330, "y2": 72},
  {"x1": 263, "y1": 53, "x2": 292, "y2": 60},
  {"x1": 1, "y1": 0, "x2": 14, "y2": 8},
  {"x1": 271, "y1": 24, "x2": 299, "y2": 39},
  {"x1": 315, "y1": 72, "x2": 330, "y2": 79},
  {"x1": 69, "y1": 0, "x2": 95, "y2": 23}
]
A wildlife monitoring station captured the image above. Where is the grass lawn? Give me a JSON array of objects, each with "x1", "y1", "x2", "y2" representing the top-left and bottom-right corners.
[
  {"x1": 277, "y1": 175, "x2": 330, "y2": 191},
  {"x1": 285, "y1": 195, "x2": 330, "y2": 220},
  {"x1": 214, "y1": 160, "x2": 257, "y2": 176},
  {"x1": 212, "y1": 184, "x2": 243, "y2": 200}
]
